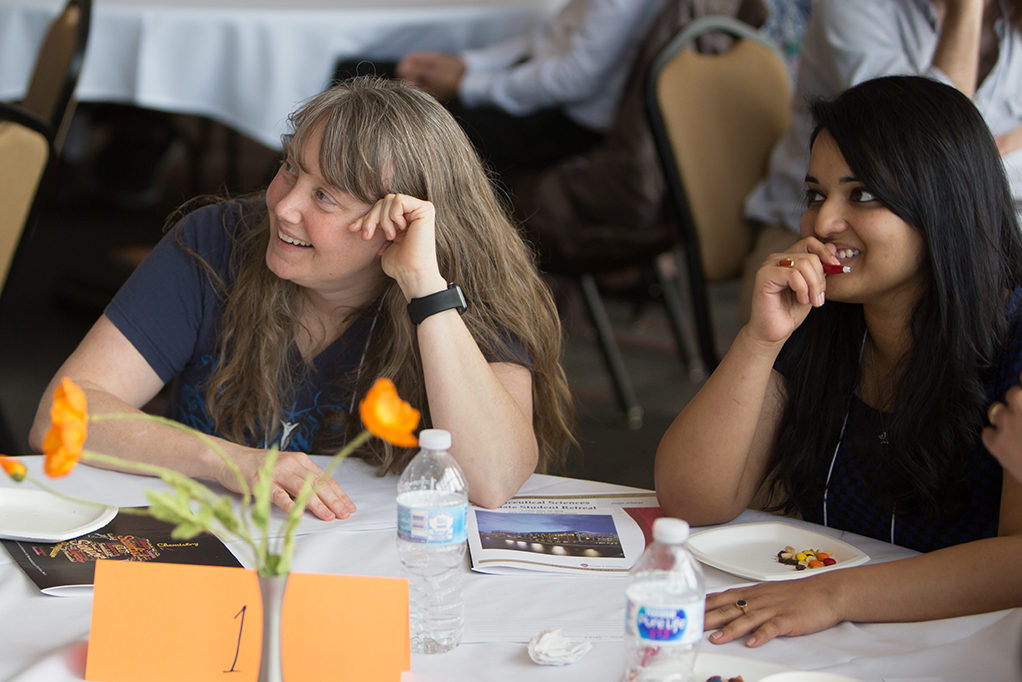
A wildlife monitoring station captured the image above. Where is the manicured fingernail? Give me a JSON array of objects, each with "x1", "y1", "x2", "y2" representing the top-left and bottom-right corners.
[
  {"x1": 746, "y1": 637, "x2": 758, "y2": 647},
  {"x1": 709, "y1": 631, "x2": 723, "y2": 642}
]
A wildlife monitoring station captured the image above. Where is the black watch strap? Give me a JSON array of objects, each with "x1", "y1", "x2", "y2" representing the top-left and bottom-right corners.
[{"x1": 407, "y1": 283, "x2": 467, "y2": 325}]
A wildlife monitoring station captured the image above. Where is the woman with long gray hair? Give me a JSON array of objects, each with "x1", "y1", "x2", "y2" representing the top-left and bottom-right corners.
[{"x1": 30, "y1": 77, "x2": 574, "y2": 517}]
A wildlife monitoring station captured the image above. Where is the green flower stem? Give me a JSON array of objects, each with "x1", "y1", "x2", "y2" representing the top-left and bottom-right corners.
[
  {"x1": 42, "y1": 407, "x2": 393, "y2": 577},
  {"x1": 322, "y1": 429, "x2": 371, "y2": 481},
  {"x1": 88, "y1": 412, "x2": 254, "y2": 538},
  {"x1": 88, "y1": 413, "x2": 251, "y2": 497},
  {"x1": 80, "y1": 449, "x2": 260, "y2": 563},
  {"x1": 266, "y1": 429, "x2": 372, "y2": 577},
  {"x1": 82, "y1": 450, "x2": 225, "y2": 508},
  {"x1": 23, "y1": 473, "x2": 115, "y2": 510}
]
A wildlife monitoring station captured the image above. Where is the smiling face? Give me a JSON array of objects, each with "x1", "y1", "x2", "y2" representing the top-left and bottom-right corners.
[
  {"x1": 264, "y1": 123, "x2": 387, "y2": 304},
  {"x1": 800, "y1": 130, "x2": 927, "y2": 310}
]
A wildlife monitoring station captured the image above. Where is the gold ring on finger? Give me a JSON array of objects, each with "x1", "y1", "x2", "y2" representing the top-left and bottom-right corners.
[{"x1": 778, "y1": 257, "x2": 795, "y2": 268}]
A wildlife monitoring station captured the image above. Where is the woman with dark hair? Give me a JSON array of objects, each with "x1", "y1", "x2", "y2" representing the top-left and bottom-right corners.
[
  {"x1": 741, "y1": 0, "x2": 1022, "y2": 321},
  {"x1": 656, "y1": 75, "x2": 1022, "y2": 644},
  {"x1": 29, "y1": 77, "x2": 574, "y2": 517}
]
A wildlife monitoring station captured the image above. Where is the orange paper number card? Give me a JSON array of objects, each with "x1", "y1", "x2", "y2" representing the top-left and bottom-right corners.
[{"x1": 86, "y1": 561, "x2": 410, "y2": 681}]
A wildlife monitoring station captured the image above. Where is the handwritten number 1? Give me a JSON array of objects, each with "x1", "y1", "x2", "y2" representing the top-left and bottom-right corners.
[{"x1": 224, "y1": 605, "x2": 246, "y2": 673}]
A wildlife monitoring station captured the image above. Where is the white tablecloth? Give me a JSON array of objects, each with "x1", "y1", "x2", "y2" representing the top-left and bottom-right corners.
[
  {"x1": 1, "y1": 456, "x2": 1020, "y2": 682},
  {"x1": 0, "y1": 0, "x2": 562, "y2": 148}
]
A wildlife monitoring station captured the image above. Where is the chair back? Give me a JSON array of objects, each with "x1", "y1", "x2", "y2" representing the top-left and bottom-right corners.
[
  {"x1": 0, "y1": 112, "x2": 51, "y2": 292},
  {"x1": 19, "y1": 0, "x2": 91, "y2": 149},
  {"x1": 648, "y1": 15, "x2": 789, "y2": 281}
]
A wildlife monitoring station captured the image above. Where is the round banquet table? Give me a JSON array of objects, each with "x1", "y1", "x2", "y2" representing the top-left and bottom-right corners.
[
  {"x1": 1, "y1": 455, "x2": 1020, "y2": 681},
  {"x1": 0, "y1": 0, "x2": 564, "y2": 149}
]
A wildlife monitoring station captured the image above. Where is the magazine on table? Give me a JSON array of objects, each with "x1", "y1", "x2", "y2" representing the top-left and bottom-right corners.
[
  {"x1": 466, "y1": 491, "x2": 663, "y2": 575},
  {"x1": 3, "y1": 508, "x2": 242, "y2": 596}
]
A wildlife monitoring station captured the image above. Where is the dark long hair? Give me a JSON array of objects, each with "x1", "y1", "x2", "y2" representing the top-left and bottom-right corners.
[{"x1": 766, "y1": 75, "x2": 1022, "y2": 518}]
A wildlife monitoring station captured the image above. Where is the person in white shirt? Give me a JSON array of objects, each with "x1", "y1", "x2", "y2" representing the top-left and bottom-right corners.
[
  {"x1": 391, "y1": 0, "x2": 665, "y2": 184},
  {"x1": 740, "y1": 0, "x2": 1022, "y2": 319}
]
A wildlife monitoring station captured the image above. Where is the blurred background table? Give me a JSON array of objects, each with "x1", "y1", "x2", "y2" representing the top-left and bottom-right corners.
[
  {"x1": 2, "y1": 455, "x2": 1020, "y2": 681},
  {"x1": 0, "y1": 0, "x2": 564, "y2": 148}
]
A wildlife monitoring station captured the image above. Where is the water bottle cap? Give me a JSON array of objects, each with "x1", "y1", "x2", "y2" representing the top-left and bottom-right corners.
[
  {"x1": 418, "y1": 428, "x2": 452, "y2": 450},
  {"x1": 652, "y1": 517, "x2": 690, "y2": 544}
]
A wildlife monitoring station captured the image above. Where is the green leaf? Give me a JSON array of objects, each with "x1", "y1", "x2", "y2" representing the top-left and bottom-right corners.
[
  {"x1": 155, "y1": 468, "x2": 216, "y2": 503},
  {"x1": 212, "y1": 496, "x2": 240, "y2": 533},
  {"x1": 171, "y1": 522, "x2": 206, "y2": 539},
  {"x1": 195, "y1": 502, "x2": 214, "y2": 527},
  {"x1": 277, "y1": 474, "x2": 315, "y2": 575},
  {"x1": 251, "y1": 448, "x2": 279, "y2": 532},
  {"x1": 261, "y1": 553, "x2": 281, "y2": 577},
  {"x1": 145, "y1": 490, "x2": 193, "y2": 526}
]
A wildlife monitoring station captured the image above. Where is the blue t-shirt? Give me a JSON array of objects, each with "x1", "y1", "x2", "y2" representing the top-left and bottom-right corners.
[
  {"x1": 105, "y1": 200, "x2": 374, "y2": 452},
  {"x1": 774, "y1": 287, "x2": 1022, "y2": 552}
]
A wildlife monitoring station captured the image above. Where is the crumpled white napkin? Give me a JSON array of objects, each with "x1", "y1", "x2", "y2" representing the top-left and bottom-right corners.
[{"x1": 527, "y1": 628, "x2": 592, "y2": 665}]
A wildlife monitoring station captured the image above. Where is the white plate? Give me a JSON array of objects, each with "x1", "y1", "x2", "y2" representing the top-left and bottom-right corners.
[
  {"x1": 688, "y1": 521, "x2": 869, "y2": 582},
  {"x1": 0, "y1": 487, "x2": 118, "y2": 542},
  {"x1": 694, "y1": 651, "x2": 794, "y2": 680}
]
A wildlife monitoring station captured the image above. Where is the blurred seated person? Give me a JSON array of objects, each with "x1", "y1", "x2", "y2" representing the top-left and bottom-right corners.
[
  {"x1": 29, "y1": 77, "x2": 574, "y2": 518},
  {"x1": 985, "y1": 372, "x2": 1022, "y2": 482},
  {"x1": 656, "y1": 76, "x2": 1022, "y2": 646},
  {"x1": 740, "y1": 0, "x2": 1022, "y2": 319},
  {"x1": 336, "y1": 0, "x2": 666, "y2": 186},
  {"x1": 504, "y1": 0, "x2": 767, "y2": 272},
  {"x1": 760, "y1": 0, "x2": 817, "y2": 80}
]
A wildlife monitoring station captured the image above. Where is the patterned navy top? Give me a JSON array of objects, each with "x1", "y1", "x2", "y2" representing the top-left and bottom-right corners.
[
  {"x1": 777, "y1": 286, "x2": 1022, "y2": 553},
  {"x1": 106, "y1": 200, "x2": 375, "y2": 453}
]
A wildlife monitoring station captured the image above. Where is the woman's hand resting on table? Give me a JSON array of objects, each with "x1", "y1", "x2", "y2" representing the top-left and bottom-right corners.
[
  {"x1": 215, "y1": 446, "x2": 357, "y2": 521},
  {"x1": 748, "y1": 237, "x2": 844, "y2": 345},
  {"x1": 350, "y1": 193, "x2": 448, "y2": 299},
  {"x1": 705, "y1": 572, "x2": 848, "y2": 647}
]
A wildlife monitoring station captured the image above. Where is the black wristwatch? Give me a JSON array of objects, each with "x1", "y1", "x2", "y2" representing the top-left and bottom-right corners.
[{"x1": 407, "y1": 283, "x2": 467, "y2": 324}]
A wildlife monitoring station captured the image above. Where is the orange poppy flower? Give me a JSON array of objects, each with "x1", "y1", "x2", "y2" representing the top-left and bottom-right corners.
[
  {"x1": 0, "y1": 456, "x2": 26, "y2": 482},
  {"x1": 42, "y1": 377, "x2": 89, "y2": 477},
  {"x1": 359, "y1": 378, "x2": 419, "y2": 448}
]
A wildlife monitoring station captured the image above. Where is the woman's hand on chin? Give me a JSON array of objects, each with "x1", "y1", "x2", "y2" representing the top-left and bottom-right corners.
[{"x1": 748, "y1": 237, "x2": 838, "y2": 345}]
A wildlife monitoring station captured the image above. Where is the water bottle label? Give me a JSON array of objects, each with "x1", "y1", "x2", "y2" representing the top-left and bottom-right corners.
[
  {"x1": 397, "y1": 502, "x2": 467, "y2": 545},
  {"x1": 626, "y1": 599, "x2": 704, "y2": 645}
]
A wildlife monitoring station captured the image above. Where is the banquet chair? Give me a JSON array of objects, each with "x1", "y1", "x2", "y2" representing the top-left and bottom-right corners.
[
  {"x1": 0, "y1": 108, "x2": 52, "y2": 452},
  {"x1": 512, "y1": 0, "x2": 767, "y2": 429},
  {"x1": 3, "y1": 0, "x2": 92, "y2": 151},
  {"x1": 646, "y1": 15, "x2": 790, "y2": 370}
]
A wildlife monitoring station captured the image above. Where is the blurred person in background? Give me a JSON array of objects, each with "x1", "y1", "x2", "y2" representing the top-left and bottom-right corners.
[{"x1": 337, "y1": 0, "x2": 665, "y2": 187}]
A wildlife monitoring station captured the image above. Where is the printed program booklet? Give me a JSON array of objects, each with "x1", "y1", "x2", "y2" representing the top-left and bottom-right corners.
[
  {"x1": 466, "y1": 492, "x2": 663, "y2": 575},
  {"x1": 3, "y1": 508, "x2": 242, "y2": 596}
]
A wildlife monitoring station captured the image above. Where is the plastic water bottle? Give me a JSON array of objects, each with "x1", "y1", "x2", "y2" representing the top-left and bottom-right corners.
[
  {"x1": 396, "y1": 428, "x2": 469, "y2": 654},
  {"x1": 624, "y1": 517, "x2": 706, "y2": 682}
]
